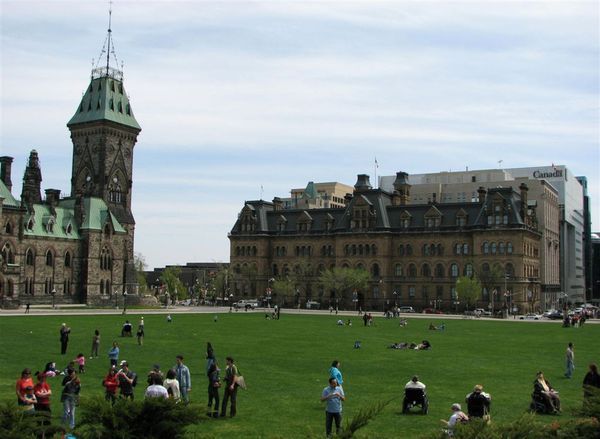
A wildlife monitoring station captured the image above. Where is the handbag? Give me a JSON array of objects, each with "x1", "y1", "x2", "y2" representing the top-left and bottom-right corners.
[{"x1": 235, "y1": 375, "x2": 247, "y2": 390}]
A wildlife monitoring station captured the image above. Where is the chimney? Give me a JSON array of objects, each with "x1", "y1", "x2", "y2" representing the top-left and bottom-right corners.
[
  {"x1": 344, "y1": 193, "x2": 353, "y2": 204},
  {"x1": 477, "y1": 186, "x2": 486, "y2": 203},
  {"x1": 272, "y1": 197, "x2": 283, "y2": 211},
  {"x1": 392, "y1": 171, "x2": 411, "y2": 205},
  {"x1": 45, "y1": 189, "x2": 61, "y2": 207},
  {"x1": 0, "y1": 156, "x2": 13, "y2": 191},
  {"x1": 519, "y1": 183, "x2": 529, "y2": 218},
  {"x1": 354, "y1": 174, "x2": 372, "y2": 192}
]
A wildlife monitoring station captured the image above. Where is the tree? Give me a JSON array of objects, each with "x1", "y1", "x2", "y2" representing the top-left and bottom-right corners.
[
  {"x1": 272, "y1": 276, "x2": 296, "y2": 306},
  {"x1": 134, "y1": 252, "x2": 148, "y2": 295},
  {"x1": 455, "y1": 276, "x2": 482, "y2": 310},
  {"x1": 209, "y1": 265, "x2": 232, "y2": 302},
  {"x1": 319, "y1": 267, "x2": 371, "y2": 308},
  {"x1": 160, "y1": 267, "x2": 186, "y2": 302}
]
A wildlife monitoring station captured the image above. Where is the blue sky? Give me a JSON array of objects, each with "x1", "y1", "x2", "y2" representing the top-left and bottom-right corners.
[{"x1": 1, "y1": 1, "x2": 598, "y2": 269}]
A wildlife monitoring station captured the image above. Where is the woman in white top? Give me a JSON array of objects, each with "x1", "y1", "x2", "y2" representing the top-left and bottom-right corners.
[{"x1": 163, "y1": 368, "x2": 181, "y2": 401}]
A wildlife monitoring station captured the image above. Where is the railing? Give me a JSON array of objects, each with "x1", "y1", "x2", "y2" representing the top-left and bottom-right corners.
[{"x1": 91, "y1": 66, "x2": 123, "y2": 81}]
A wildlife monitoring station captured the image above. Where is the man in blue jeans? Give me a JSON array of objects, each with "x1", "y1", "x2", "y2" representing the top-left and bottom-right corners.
[{"x1": 321, "y1": 377, "x2": 345, "y2": 437}]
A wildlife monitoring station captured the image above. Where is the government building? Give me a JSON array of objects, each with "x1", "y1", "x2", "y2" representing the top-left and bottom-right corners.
[
  {"x1": 229, "y1": 173, "x2": 543, "y2": 312},
  {"x1": 0, "y1": 26, "x2": 141, "y2": 306}
]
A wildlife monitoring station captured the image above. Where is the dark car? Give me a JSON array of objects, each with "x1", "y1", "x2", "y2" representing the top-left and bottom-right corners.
[{"x1": 545, "y1": 310, "x2": 563, "y2": 320}]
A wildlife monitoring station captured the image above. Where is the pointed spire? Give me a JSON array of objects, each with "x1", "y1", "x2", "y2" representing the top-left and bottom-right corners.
[
  {"x1": 21, "y1": 150, "x2": 43, "y2": 206},
  {"x1": 91, "y1": 0, "x2": 122, "y2": 81}
]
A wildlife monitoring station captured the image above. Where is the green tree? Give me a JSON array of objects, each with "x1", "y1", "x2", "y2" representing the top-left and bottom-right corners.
[
  {"x1": 134, "y1": 252, "x2": 148, "y2": 295},
  {"x1": 455, "y1": 275, "x2": 482, "y2": 310},
  {"x1": 272, "y1": 276, "x2": 296, "y2": 306},
  {"x1": 209, "y1": 265, "x2": 232, "y2": 302},
  {"x1": 319, "y1": 267, "x2": 371, "y2": 308},
  {"x1": 160, "y1": 267, "x2": 186, "y2": 302}
]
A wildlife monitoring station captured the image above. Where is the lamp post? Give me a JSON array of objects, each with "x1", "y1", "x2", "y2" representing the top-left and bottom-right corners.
[
  {"x1": 353, "y1": 290, "x2": 359, "y2": 312},
  {"x1": 51, "y1": 288, "x2": 56, "y2": 309},
  {"x1": 122, "y1": 289, "x2": 128, "y2": 315},
  {"x1": 229, "y1": 292, "x2": 233, "y2": 311},
  {"x1": 114, "y1": 290, "x2": 119, "y2": 309}
]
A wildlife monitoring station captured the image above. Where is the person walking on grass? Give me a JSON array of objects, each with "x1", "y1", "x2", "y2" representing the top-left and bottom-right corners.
[
  {"x1": 565, "y1": 342, "x2": 575, "y2": 378},
  {"x1": 108, "y1": 341, "x2": 120, "y2": 368},
  {"x1": 90, "y1": 329, "x2": 100, "y2": 359},
  {"x1": 321, "y1": 377, "x2": 345, "y2": 438},
  {"x1": 175, "y1": 355, "x2": 191, "y2": 403},
  {"x1": 60, "y1": 323, "x2": 71, "y2": 355},
  {"x1": 61, "y1": 369, "x2": 80, "y2": 430}
]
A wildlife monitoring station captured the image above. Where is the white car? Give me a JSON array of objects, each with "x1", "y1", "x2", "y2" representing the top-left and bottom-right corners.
[{"x1": 519, "y1": 313, "x2": 543, "y2": 320}]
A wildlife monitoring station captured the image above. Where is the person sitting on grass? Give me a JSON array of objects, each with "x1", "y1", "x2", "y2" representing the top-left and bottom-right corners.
[
  {"x1": 417, "y1": 340, "x2": 431, "y2": 350},
  {"x1": 441, "y1": 403, "x2": 468, "y2": 437},
  {"x1": 533, "y1": 371, "x2": 560, "y2": 413},
  {"x1": 465, "y1": 384, "x2": 491, "y2": 419},
  {"x1": 399, "y1": 319, "x2": 408, "y2": 327},
  {"x1": 429, "y1": 323, "x2": 438, "y2": 330}
]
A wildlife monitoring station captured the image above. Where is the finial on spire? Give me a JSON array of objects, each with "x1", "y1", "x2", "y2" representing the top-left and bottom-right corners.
[{"x1": 91, "y1": 0, "x2": 123, "y2": 81}]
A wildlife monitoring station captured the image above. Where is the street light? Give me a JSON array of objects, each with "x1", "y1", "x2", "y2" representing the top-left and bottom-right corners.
[
  {"x1": 114, "y1": 290, "x2": 119, "y2": 309},
  {"x1": 122, "y1": 289, "x2": 128, "y2": 315},
  {"x1": 51, "y1": 288, "x2": 56, "y2": 309}
]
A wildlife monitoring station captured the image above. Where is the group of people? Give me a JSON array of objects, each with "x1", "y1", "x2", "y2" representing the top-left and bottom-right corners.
[{"x1": 388, "y1": 340, "x2": 431, "y2": 350}]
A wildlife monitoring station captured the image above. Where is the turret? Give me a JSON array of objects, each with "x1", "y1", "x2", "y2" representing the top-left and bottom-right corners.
[
  {"x1": 21, "y1": 150, "x2": 43, "y2": 206},
  {"x1": 0, "y1": 156, "x2": 13, "y2": 191},
  {"x1": 354, "y1": 174, "x2": 372, "y2": 192},
  {"x1": 392, "y1": 171, "x2": 411, "y2": 205}
]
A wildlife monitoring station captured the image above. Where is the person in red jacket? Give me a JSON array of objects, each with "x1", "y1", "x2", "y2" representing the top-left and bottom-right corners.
[
  {"x1": 34, "y1": 372, "x2": 52, "y2": 413},
  {"x1": 102, "y1": 367, "x2": 119, "y2": 404},
  {"x1": 15, "y1": 368, "x2": 34, "y2": 407}
]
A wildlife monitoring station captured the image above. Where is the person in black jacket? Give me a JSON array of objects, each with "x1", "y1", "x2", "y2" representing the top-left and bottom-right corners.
[
  {"x1": 533, "y1": 371, "x2": 560, "y2": 413},
  {"x1": 583, "y1": 363, "x2": 600, "y2": 400},
  {"x1": 465, "y1": 384, "x2": 491, "y2": 418}
]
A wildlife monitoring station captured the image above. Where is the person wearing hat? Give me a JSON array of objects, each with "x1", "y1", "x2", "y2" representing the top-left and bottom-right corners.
[
  {"x1": 117, "y1": 361, "x2": 137, "y2": 400},
  {"x1": 441, "y1": 403, "x2": 469, "y2": 436},
  {"x1": 22, "y1": 385, "x2": 37, "y2": 413},
  {"x1": 465, "y1": 384, "x2": 491, "y2": 418}
]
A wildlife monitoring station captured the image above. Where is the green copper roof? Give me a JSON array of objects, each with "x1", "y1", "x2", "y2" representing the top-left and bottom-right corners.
[
  {"x1": 303, "y1": 181, "x2": 318, "y2": 199},
  {"x1": 67, "y1": 75, "x2": 141, "y2": 130},
  {"x1": 23, "y1": 203, "x2": 80, "y2": 239},
  {"x1": 23, "y1": 197, "x2": 126, "y2": 239},
  {"x1": 0, "y1": 180, "x2": 19, "y2": 208}
]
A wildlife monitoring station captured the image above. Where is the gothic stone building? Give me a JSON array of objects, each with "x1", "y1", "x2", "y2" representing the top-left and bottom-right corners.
[
  {"x1": 229, "y1": 173, "x2": 542, "y2": 312},
  {"x1": 0, "y1": 63, "x2": 141, "y2": 306}
]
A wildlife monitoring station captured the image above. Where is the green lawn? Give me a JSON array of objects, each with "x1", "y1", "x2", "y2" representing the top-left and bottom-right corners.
[{"x1": 0, "y1": 312, "x2": 597, "y2": 438}]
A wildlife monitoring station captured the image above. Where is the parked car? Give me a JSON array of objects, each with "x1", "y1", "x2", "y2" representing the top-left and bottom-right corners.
[
  {"x1": 473, "y1": 308, "x2": 492, "y2": 316},
  {"x1": 305, "y1": 301, "x2": 320, "y2": 309},
  {"x1": 543, "y1": 310, "x2": 563, "y2": 320},
  {"x1": 422, "y1": 308, "x2": 443, "y2": 314},
  {"x1": 233, "y1": 300, "x2": 259, "y2": 310},
  {"x1": 519, "y1": 313, "x2": 543, "y2": 320},
  {"x1": 399, "y1": 306, "x2": 415, "y2": 313}
]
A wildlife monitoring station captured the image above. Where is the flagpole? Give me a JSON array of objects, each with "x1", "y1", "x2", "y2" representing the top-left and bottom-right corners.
[{"x1": 374, "y1": 157, "x2": 378, "y2": 188}]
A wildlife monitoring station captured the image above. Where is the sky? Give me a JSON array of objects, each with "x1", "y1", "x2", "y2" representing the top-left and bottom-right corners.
[{"x1": 1, "y1": 0, "x2": 598, "y2": 269}]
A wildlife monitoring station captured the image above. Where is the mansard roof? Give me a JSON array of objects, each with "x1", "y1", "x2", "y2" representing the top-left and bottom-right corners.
[
  {"x1": 230, "y1": 185, "x2": 534, "y2": 236},
  {"x1": 0, "y1": 180, "x2": 19, "y2": 208},
  {"x1": 67, "y1": 75, "x2": 141, "y2": 131}
]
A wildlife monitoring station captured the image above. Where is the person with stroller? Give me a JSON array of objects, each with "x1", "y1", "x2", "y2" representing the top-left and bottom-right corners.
[
  {"x1": 465, "y1": 384, "x2": 491, "y2": 419},
  {"x1": 532, "y1": 371, "x2": 560, "y2": 413}
]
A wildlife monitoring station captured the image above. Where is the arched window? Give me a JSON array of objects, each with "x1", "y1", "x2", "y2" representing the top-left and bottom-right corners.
[
  {"x1": 491, "y1": 242, "x2": 497, "y2": 254},
  {"x1": 499, "y1": 242, "x2": 505, "y2": 254},
  {"x1": 45, "y1": 250, "x2": 54, "y2": 267},
  {"x1": 507, "y1": 242, "x2": 513, "y2": 254},
  {"x1": 421, "y1": 263, "x2": 431, "y2": 278},
  {"x1": 483, "y1": 242, "x2": 489, "y2": 254},
  {"x1": 408, "y1": 264, "x2": 417, "y2": 278},
  {"x1": 358, "y1": 244, "x2": 364, "y2": 256},
  {"x1": 100, "y1": 279, "x2": 105, "y2": 296},
  {"x1": 454, "y1": 243, "x2": 461, "y2": 255},
  {"x1": 394, "y1": 264, "x2": 403, "y2": 277},
  {"x1": 371, "y1": 244, "x2": 377, "y2": 256},
  {"x1": 398, "y1": 245, "x2": 405, "y2": 256},
  {"x1": 64, "y1": 252, "x2": 71, "y2": 268},
  {"x1": 437, "y1": 244, "x2": 443, "y2": 256},
  {"x1": 1, "y1": 243, "x2": 15, "y2": 264},
  {"x1": 406, "y1": 244, "x2": 413, "y2": 256},
  {"x1": 505, "y1": 263, "x2": 515, "y2": 278},
  {"x1": 4, "y1": 222, "x2": 12, "y2": 234},
  {"x1": 423, "y1": 244, "x2": 430, "y2": 256},
  {"x1": 26, "y1": 248, "x2": 34, "y2": 266},
  {"x1": 372, "y1": 263, "x2": 380, "y2": 277},
  {"x1": 482, "y1": 263, "x2": 490, "y2": 273},
  {"x1": 464, "y1": 263, "x2": 474, "y2": 277},
  {"x1": 463, "y1": 243, "x2": 469, "y2": 255},
  {"x1": 450, "y1": 263, "x2": 459, "y2": 278},
  {"x1": 435, "y1": 263, "x2": 444, "y2": 278}
]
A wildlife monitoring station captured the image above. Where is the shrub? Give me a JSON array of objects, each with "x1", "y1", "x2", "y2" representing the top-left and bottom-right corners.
[
  {"x1": 0, "y1": 402, "x2": 65, "y2": 439},
  {"x1": 75, "y1": 397, "x2": 203, "y2": 439}
]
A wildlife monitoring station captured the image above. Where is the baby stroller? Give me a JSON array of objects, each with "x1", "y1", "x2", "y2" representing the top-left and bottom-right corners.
[{"x1": 403, "y1": 388, "x2": 429, "y2": 414}]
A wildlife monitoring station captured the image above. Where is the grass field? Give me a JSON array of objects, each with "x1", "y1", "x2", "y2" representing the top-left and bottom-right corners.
[{"x1": 0, "y1": 311, "x2": 598, "y2": 438}]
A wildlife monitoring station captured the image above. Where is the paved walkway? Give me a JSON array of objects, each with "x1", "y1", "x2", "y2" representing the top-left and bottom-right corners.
[{"x1": 1, "y1": 305, "x2": 597, "y2": 324}]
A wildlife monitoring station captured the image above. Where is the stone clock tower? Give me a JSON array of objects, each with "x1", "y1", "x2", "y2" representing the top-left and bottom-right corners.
[{"x1": 67, "y1": 11, "x2": 142, "y2": 294}]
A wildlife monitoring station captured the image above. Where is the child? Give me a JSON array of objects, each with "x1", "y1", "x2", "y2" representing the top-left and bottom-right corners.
[
  {"x1": 102, "y1": 367, "x2": 119, "y2": 404},
  {"x1": 75, "y1": 353, "x2": 85, "y2": 373},
  {"x1": 167, "y1": 314, "x2": 172, "y2": 323},
  {"x1": 22, "y1": 386, "x2": 37, "y2": 412}
]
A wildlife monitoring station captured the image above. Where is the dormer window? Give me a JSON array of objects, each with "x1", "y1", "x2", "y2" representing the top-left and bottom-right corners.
[
  {"x1": 27, "y1": 218, "x2": 35, "y2": 231},
  {"x1": 66, "y1": 223, "x2": 73, "y2": 235},
  {"x1": 46, "y1": 218, "x2": 55, "y2": 234},
  {"x1": 4, "y1": 222, "x2": 13, "y2": 234},
  {"x1": 400, "y1": 211, "x2": 412, "y2": 229}
]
